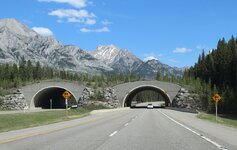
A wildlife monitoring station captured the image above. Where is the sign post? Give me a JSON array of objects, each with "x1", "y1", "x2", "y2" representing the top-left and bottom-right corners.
[
  {"x1": 50, "y1": 99, "x2": 52, "y2": 109},
  {"x1": 212, "y1": 93, "x2": 221, "y2": 121},
  {"x1": 65, "y1": 99, "x2": 68, "y2": 110},
  {"x1": 62, "y1": 91, "x2": 71, "y2": 110}
]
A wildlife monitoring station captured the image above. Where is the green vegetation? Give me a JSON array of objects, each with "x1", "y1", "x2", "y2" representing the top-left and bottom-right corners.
[
  {"x1": 197, "y1": 112, "x2": 237, "y2": 128},
  {"x1": 0, "y1": 104, "x2": 107, "y2": 133},
  {"x1": 0, "y1": 55, "x2": 143, "y2": 108},
  {"x1": 131, "y1": 90, "x2": 166, "y2": 103},
  {"x1": 184, "y1": 36, "x2": 237, "y2": 114},
  {"x1": 154, "y1": 36, "x2": 236, "y2": 115},
  {"x1": 0, "y1": 56, "x2": 141, "y2": 90}
]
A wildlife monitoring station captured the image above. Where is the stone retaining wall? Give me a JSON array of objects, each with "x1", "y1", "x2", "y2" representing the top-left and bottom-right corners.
[{"x1": 0, "y1": 89, "x2": 28, "y2": 110}]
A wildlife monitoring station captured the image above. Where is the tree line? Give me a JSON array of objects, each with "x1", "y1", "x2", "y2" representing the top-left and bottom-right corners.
[
  {"x1": 0, "y1": 57, "x2": 143, "y2": 106},
  {"x1": 183, "y1": 36, "x2": 237, "y2": 114},
  {"x1": 0, "y1": 57, "x2": 142, "y2": 94}
]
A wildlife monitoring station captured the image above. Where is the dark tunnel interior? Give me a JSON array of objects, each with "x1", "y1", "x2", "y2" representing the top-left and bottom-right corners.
[
  {"x1": 124, "y1": 86, "x2": 170, "y2": 107},
  {"x1": 34, "y1": 87, "x2": 77, "y2": 109}
]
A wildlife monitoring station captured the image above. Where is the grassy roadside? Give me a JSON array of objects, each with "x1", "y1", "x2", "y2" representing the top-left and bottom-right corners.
[
  {"x1": 197, "y1": 112, "x2": 237, "y2": 128},
  {"x1": 0, "y1": 105, "x2": 107, "y2": 133}
]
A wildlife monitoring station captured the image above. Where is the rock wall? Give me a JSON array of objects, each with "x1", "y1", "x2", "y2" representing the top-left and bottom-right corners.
[
  {"x1": 103, "y1": 87, "x2": 120, "y2": 108},
  {"x1": 78, "y1": 87, "x2": 120, "y2": 108},
  {"x1": 0, "y1": 89, "x2": 28, "y2": 110},
  {"x1": 172, "y1": 88, "x2": 201, "y2": 110}
]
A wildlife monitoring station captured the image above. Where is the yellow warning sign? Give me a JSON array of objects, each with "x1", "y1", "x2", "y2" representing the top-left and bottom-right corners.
[
  {"x1": 212, "y1": 94, "x2": 221, "y2": 103},
  {"x1": 62, "y1": 91, "x2": 71, "y2": 99}
]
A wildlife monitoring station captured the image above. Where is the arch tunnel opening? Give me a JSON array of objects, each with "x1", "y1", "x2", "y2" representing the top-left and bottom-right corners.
[
  {"x1": 33, "y1": 87, "x2": 77, "y2": 109},
  {"x1": 123, "y1": 86, "x2": 171, "y2": 108}
]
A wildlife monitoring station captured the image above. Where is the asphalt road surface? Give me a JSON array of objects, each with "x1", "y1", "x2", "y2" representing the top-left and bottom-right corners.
[{"x1": 0, "y1": 108, "x2": 236, "y2": 150}]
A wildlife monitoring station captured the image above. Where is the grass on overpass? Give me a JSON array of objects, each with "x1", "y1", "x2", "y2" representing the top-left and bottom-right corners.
[{"x1": 0, "y1": 105, "x2": 107, "y2": 133}]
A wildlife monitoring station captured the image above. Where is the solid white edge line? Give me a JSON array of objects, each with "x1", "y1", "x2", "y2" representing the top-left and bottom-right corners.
[
  {"x1": 158, "y1": 110, "x2": 228, "y2": 150},
  {"x1": 109, "y1": 131, "x2": 118, "y2": 137}
]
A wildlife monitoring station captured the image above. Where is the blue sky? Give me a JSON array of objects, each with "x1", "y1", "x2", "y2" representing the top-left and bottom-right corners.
[{"x1": 1, "y1": 0, "x2": 237, "y2": 67}]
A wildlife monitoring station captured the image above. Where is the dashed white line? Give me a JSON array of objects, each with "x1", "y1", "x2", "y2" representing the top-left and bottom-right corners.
[
  {"x1": 124, "y1": 123, "x2": 129, "y2": 126},
  {"x1": 158, "y1": 110, "x2": 228, "y2": 150},
  {"x1": 109, "y1": 131, "x2": 118, "y2": 137}
]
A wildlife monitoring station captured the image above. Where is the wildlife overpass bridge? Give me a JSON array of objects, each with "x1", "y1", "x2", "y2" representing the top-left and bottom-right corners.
[
  {"x1": 21, "y1": 80, "x2": 181, "y2": 109},
  {"x1": 21, "y1": 81, "x2": 85, "y2": 109},
  {"x1": 113, "y1": 81, "x2": 181, "y2": 107}
]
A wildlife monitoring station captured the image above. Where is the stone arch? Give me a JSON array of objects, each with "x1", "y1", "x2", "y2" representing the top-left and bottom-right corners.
[
  {"x1": 31, "y1": 86, "x2": 77, "y2": 109},
  {"x1": 122, "y1": 85, "x2": 171, "y2": 107}
]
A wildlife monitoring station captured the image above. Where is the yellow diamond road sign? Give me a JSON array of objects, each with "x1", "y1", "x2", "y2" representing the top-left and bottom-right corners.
[
  {"x1": 212, "y1": 94, "x2": 221, "y2": 103},
  {"x1": 62, "y1": 91, "x2": 71, "y2": 99}
]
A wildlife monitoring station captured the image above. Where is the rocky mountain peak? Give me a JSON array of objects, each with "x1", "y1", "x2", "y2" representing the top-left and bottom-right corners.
[
  {"x1": 0, "y1": 18, "x2": 184, "y2": 78},
  {"x1": 0, "y1": 18, "x2": 37, "y2": 37},
  {"x1": 93, "y1": 44, "x2": 121, "y2": 65},
  {"x1": 0, "y1": 18, "x2": 113, "y2": 74}
]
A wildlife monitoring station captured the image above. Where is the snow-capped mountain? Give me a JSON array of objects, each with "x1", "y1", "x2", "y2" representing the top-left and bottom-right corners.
[
  {"x1": 93, "y1": 45, "x2": 145, "y2": 73},
  {"x1": 0, "y1": 18, "x2": 184, "y2": 78},
  {"x1": 92, "y1": 45, "x2": 184, "y2": 78},
  {"x1": 0, "y1": 18, "x2": 113, "y2": 74},
  {"x1": 92, "y1": 44, "x2": 120, "y2": 65}
]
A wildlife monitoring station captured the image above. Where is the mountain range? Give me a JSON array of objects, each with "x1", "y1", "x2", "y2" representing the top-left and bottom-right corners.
[{"x1": 0, "y1": 18, "x2": 184, "y2": 79}]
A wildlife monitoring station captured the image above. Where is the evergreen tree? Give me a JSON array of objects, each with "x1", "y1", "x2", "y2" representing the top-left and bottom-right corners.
[
  {"x1": 156, "y1": 70, "x2": 161, "y2": 81},
  {"x1": 19, "y1": 57, "x2": 27, "y2": 81},
  {"x1": 26, "y1": 60, "x2": 33, "y2": 81},
  {"x1": 33, "y1": 61, "x2": 42, "y2": 80},
  {"x1": 119, "y1": 72, "x2": 124, "y2": 82},
  {"x1": 185, "y1": 36, "x2": 237, "y2": 114}
]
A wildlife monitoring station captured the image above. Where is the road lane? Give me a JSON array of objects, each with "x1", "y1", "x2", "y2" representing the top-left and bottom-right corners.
[
  {"x1": 0, "y1": 109, "x2": 142, "y2": 150},
  {"x1": 159, "y1": 109, "x2": 237, "y2": 149},
  {"x1": 96, "y1": 109, "x2": 218, "y2": 150},
  {"x1": 0, "y1": 108, "x2": 234, "y2": 150}
]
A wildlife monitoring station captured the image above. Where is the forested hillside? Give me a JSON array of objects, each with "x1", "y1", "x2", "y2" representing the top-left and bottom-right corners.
[
  {"x1": 0, "y1": 57, "x2": 141, "y2": 94},
  {"x1": 184, "y1": 36, "x2": 237, "y2": 114}
]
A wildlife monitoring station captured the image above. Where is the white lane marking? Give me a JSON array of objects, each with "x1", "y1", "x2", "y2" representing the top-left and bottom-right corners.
[
  {"x1": 158, "y1": 110, "x2": 228, "y2": 150},
  {"x1": 109, "y1": 131, "x2": 118, "y2": 137},
  {"x1": 124, "y1": 123, "x2": 129, "y2": 126}
]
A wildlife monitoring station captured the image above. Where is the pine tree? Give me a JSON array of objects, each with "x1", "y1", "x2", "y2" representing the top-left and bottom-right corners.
[
  {"x1": 11, "y1": 64, "x2": 19, "y2": 81},
  {"x1": 119, "y1": 72, "x2": 124, "y2": 82},
  {"x1": 156, "y1": 70, "x2": 161, "y2": 81},
  {"x1": 19, "y1": 57, "x2": 27, "y2": 81},
  {"x1": 33, "y1": 61, "x2": 42, "y2": 80},
  {"x1": 26, "y1": 60, "x2": 33, "y2": 81}
]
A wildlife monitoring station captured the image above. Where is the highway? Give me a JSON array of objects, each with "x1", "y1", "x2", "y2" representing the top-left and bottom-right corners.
[{"x1": 0, "y1": 108, "x2": 236, "y2": 150}]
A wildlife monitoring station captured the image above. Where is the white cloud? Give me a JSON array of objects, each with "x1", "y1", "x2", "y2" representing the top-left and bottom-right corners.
[
  {"x1": 143, "y1": 56, "x2": 158, "y2": 62},
  {"x1": 143, "y1": 52, "x2": 163, "y2": 61},
  {"x1": 49, "y1": 9, "x2": 96, "y2": 25},
  {"x1": 169, "y1": 59, "x2": 178, "y2": 63},
  {"x1": 49, "y1": 9, "x2": 95, "y2": 18},
  {"x1": 173, "y1": 47, "x2": 192, "y2": 53},
  {"x1": 85, "y1": 19, "x2": 96, "y2": 25},
  {"x1": 67, "y1": 17, "x2": 81, "y2": 23},
  {"x1": 32, "y1": 27, "x2": 53, "y2": 36},
  {"x1": 80, "y1": 27, "x2": 110, "y2": 33},
  {"x1": 67, "y1": 17, "x2": 96, "y2": 25},
  {"x1": 157, "y1": 54, "x2": 164, "y2": 57},
  {"x1": 101, "y1": 20, "x2": 112, "y2": 25},
  {"x1": 38, "y1": 0, "x2": 87, "y2": 8},
  {"x1": 196, "y1": 45, "x2": 211, "y2": 51}
]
